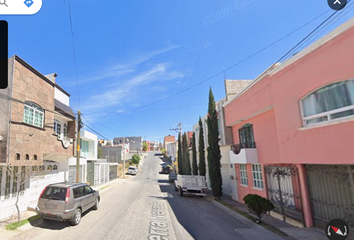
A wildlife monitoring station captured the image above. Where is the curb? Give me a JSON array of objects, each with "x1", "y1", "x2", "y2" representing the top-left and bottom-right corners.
[{"x1": 206, "y1": 196, "x2": 297, "y2": 240}]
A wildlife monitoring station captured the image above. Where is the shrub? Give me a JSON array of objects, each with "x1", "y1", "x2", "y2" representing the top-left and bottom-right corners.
[
  {"x1": 131, "y1": 154, "x2": 141, "y2": 165},
  {"x1": 243, "y1": 194, "x2": 274, "y2": 223}
]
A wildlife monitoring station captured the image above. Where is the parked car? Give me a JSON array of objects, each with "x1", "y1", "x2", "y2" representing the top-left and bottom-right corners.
[
  {"x1": 161, "y1": 166, "x2": 172, "y2": 174},
  {"x1": 168, "y1": 172, "x2": 177, "y2": 183},
  {"x1": 36, "y1": 182, "x2": 100, "y2": 226},
  {"x1": 128, "y1": 166, "x2": 138, "y2": 175}
]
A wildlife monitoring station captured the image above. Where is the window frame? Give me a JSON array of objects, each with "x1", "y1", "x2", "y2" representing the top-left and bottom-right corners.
[
  {"x1": 53, "y1": 119, "x2": 61, "y2": 136},
  {"x1": 239, "y1": 164, "x2": 248, "y2": 186},
  {"x1": 252, "y1": 164, "x2": 263, "y2": 190},
  {"x1": 300, "y1": 80, "x2": 354, "y2": 127},
  {"x1": 23, "y1": 102, "x2": 44, "y2": 128}
]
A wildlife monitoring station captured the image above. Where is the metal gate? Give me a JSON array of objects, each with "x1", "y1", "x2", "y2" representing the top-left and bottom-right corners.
[
  {"x1": 264, "y1": 165, "x2": 304, "y2": 225},
  {"x1": 306, "y1": 165, "x2": 354, "y2": 228}
]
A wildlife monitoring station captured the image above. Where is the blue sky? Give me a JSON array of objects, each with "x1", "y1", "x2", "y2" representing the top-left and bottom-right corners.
[{"x1": 3, "y1": 0, "x2": 354, "y2": 142}]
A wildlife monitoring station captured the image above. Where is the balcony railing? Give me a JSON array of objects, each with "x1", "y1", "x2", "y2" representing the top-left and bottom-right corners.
[{"x1": 231, "y1": 142, "x2": 256, "y2": 155}]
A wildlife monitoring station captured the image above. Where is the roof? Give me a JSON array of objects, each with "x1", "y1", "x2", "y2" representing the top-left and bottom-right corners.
[{"x1": 54, "y1": 99, "x2": 76, "y2": 120}]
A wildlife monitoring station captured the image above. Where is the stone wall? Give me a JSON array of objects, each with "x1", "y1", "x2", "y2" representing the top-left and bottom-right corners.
[{"x1": 8, "y1": 58, "x2": 74, "y2": 166}]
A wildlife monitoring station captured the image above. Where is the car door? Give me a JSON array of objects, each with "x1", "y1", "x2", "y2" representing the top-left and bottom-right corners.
[
  {"x1": 73, "y1": 186, "x2": 87, "y2": 211},
  {"x1": 84, "y1": 185, "x2": 95, "y2": 209}
]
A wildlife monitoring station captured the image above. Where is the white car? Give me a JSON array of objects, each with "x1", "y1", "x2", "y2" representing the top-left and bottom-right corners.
[{"x1": 128, "y1": 166, "x2": 138, "y2": 175}]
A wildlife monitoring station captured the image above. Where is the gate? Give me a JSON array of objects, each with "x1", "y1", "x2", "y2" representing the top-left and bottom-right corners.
[
  {"x1": 306, "y1": 165, "x2": 354, "y2": 228},
  {"x1": 264, "y1": 165, "x2": 304, "y2": 225}
]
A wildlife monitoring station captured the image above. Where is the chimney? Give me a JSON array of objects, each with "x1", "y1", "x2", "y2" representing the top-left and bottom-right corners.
[{"x1": 45, "y1": 73, "x2": 58, "y2": 83}]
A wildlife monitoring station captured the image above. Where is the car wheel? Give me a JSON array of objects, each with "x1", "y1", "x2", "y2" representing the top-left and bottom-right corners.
[
  {"x1": 70, "y1": 208, "x2": 82, "y2": 226},
  {"x1": 93, "y1": 198, "x2": 99, "y2": 210}
]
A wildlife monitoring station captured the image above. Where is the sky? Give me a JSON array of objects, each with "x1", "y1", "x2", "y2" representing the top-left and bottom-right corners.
[{"x1": 2, "y1": 0, "x2": 354, "y2": 142}]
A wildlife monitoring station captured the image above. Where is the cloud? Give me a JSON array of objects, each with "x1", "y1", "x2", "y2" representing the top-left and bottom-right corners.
[
  {"x1": 81, "y1": 62, "x2": 184, "y2": 112},
  {"x1": 66, "y1": 45, "x2": 179, "y2": 87}
]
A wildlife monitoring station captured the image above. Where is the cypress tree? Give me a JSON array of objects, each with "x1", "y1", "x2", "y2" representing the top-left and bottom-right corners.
[
  {"x1": 198, "y1": 117, "x2": 206, "y2": 177},
  {"x1": 192, "y1": 132, "x2": 198, "y2": 175},
  {"x1": 177, "y1": 133, "x2": 183, "y2": 175},
  {"x1": 207, "y1": 87, "x2": 222, "y2": 199},
  {"x1": 182, "y1": 132, "x2": 191, "y2": 175}
]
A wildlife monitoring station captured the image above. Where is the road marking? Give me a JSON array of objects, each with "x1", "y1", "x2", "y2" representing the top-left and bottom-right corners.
[{"x1": 147, "y1": 201, "x2": 170, "y2": 240}]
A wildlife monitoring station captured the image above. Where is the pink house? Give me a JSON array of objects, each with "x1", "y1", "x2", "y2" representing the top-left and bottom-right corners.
[{"x1": 224, "y1": 18, "x2": 354, "y2": 229}]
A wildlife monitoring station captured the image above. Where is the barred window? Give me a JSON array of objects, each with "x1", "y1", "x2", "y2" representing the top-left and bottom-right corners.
[
  {"x1": 252, "y1": 164, "x2": 263, "y2": 189},
  {"x1": 239, "y1": 164, "x2": 248, "y2": 186}
]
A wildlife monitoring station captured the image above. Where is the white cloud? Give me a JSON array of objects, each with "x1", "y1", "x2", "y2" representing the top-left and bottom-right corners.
[
  {"x1": 66, "y1": 45, "x2": 179, "y2": 87},
  {"x1": 82, "y1": 62, "x2": 184, "y2": 112}
]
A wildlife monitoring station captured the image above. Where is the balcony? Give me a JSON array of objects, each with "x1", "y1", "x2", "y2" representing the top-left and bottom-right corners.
[{"x1": 229, "y1": 142, "x2": 259, "y2": 164}]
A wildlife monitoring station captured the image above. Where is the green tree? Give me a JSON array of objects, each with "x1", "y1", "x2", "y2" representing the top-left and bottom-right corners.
[
  {"x1": 97, "y1": 144, "x2": 104, "y2": 158},
  {"x1": 207, "y1": 87, "x2": 222, "y2": 199},
  {"x1": 191, "y1": 132, "x2": 198, "y2": 175},
  {"x1": 182, "y1": 132, "x2": 191, "y2": 175},
  {"x1": 131, "y1": 154, "x2": 141, "y2": 165},
  {"x1": 142, "y1": 141, "x2": 148, "y2": 151},
  {"x1": 177, "y1": 134, "x2": 183, "y2": 175},
  {"x1": 198, "y1": 117, "x2": 206, "y2": 177},
  {"x1": 106, "y1": 141, "x2": 111, "y2": 146}
]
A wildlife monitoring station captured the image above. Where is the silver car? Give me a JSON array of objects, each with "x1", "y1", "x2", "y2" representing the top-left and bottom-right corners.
[
  {"x1": 127, "y1": 166, "x2": 138, "y2": 175},
  {"x1": 36, "y1": 182, "x2": 100, "y2": 226}
]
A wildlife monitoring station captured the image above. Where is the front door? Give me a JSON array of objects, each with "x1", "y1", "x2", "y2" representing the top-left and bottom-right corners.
[{"x1": 238, "y1": 124, "x2": 255, "y2": 148}]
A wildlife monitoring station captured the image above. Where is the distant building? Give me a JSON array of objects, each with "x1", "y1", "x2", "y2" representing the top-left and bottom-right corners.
[
  {"x1": 101, "y1": 145, "x2": 123, "y2": 163},
  {"x1": 113, "y1": 136, "x2": 142, "y2": 153},
  {"x1": 164, "y1": 135, "x2": 175, "y2": 149}
]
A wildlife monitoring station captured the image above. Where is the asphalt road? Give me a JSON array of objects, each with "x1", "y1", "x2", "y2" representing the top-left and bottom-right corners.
[{"x1": 10, "y1": 152, "x2": 286, "y2": 240}]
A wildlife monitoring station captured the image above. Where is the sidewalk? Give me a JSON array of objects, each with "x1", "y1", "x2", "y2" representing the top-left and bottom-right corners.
[{"x1": 206, "y1": 192, "x2": 329, "y2": 240}]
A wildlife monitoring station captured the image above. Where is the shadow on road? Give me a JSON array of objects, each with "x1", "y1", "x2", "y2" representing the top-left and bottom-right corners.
[
  {"x1": 30, "y1": 211, "x2": 90, "y2": 230},
  {"x1": 157, "y1": 179, "x2": 169, "y2": 184}
]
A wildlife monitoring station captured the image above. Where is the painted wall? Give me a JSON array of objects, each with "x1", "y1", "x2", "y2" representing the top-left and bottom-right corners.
[
  {"x1": 54, "y1": 87, "x2": 69, "y2": 106},
  {"x1": 235, "y1": 163, "x2": 267, "y2": 202},
  {"x1": 270, "y1": 24, "x2": 354, "y2": 165}
]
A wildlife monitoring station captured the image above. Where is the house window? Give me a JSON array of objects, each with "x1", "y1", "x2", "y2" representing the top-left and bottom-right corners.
[
  {"x1": 238, "y1": 124, "x2": 255, "y2": 148},
  {"x1": 34, "y1": 155, "x2": 37, "y2": 160},
  {"x1": 301, "y1": 80, "x2": 354, "y2": 126},
  {"x1": 63, "y1": 123, "x2": 67, "y2": 137},
  {"x1": 252, "y1": 164, "x2": 263, "y2": 189},
  {"x1": 53, "y1": 165, "x2": 58, "y2": 171},
  {"x1": 25, "y1": 154, "x2": 29, "y2": 160},
  {"x1": 239, "y1": 164, "x2": 248, "y2": 186},
  {"x1": 47, "y1": 165, "x2": 52, "y2": 171},
  {"x1": 23, "y1": 102, "x2": 44, "y2": 128},
  {"x1": 16, "y1": 153, "x2": 20, "y2": 160},
  {"x1": 54, "y1": 120, "x2": 61, "y2": 135}
]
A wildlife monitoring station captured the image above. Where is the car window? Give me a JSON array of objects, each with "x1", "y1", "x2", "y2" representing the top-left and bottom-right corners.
[
  {"x1": 41, "y1": 187, "x2": 66, "y2": 200},
  {"x1": 73, "y1": 186, "x2": 84, "y2": 199},
  {"x1": 84, "y1": 185, "x2": 93, "y2": 195}
]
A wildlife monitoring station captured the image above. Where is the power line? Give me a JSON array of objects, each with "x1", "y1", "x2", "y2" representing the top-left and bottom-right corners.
[
  {"x1": 83, "y1": 123, "x2": 110, "y2": 140},
  {"x1": 122, "y1": 9, "x2": 337, "y2": 114},
  {"x1": 171, "y1": 0, "x2": 221, "y2": 126},
  {"x1": 68, "y1": 1, "x2": 81, "y2": 110},
  {"x1": 279, "y1": 0, "x2": 354, "y2": 62}
]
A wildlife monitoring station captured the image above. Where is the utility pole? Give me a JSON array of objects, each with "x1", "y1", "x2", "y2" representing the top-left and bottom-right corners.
[
  {"x1": 170, "y1": 123, "x2": 182, "y2": 173},
  {"x1": 76, "y1": 110, "x2": 82, "y2": 182}
]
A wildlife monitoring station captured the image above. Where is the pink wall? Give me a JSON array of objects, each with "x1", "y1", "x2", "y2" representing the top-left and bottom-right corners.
[
  {"x1": 235, "y1": 163, "x2": 267, "y2": 202},
  {"x1": 225, "y1": 24, "x2": 354, "y2": 165},
  {"x1": 271, "y1": 25, "x2": 354, "y2": 164},
  {"x1": 231, "y1": 109, "x2": 280, "y2": 164},
  {"x1": 224, "y1": 75, "x2": 273, "y2": 127}
]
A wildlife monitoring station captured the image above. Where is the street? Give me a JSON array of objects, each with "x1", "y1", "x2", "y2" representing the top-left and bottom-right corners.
[{"x1": 10, "y1": 152, "x2": 286, "y2": 240}]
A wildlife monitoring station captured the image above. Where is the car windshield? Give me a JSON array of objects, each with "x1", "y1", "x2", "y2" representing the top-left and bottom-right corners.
[{"x1": 41, "y1": 187, "x2": 66, "y2": 201}]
